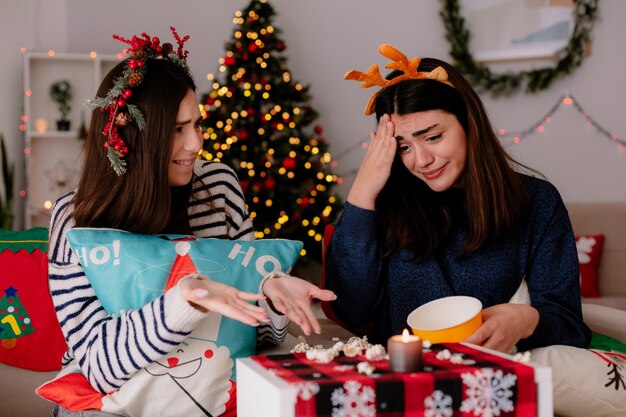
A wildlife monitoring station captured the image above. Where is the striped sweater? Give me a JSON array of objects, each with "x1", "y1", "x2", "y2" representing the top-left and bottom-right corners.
[{"x1": 48, "y1": 161, "x2": 289, "y2": 393}]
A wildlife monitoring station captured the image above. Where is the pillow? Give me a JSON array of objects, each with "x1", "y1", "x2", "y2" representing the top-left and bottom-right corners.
[
  {"x1": 530, "y1": 345, "x2": 626, "y2": 417},
  {"x1": 37, "y1": 228, "x2": 302, "y2": 417},
  {"x1": 0, "y1": 227, "x2": 67, "y2": 371},
  {"x1": 575, "y1": 234, "x2": 605, "y2": 298}
]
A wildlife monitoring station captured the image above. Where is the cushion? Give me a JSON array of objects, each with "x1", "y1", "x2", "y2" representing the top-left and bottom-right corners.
[
  {"x1": 576, "y1": 234, "x2": 605, "y2": 298},
  {"x1": 530, "y1": 344, "x2": 626, "y2": 417},
  {"x1": 38, "y1": 228, "x2": 302, "y2": 416},
  {"x1": 0, "y1": 228, "x2": 67, "y2": 371}
]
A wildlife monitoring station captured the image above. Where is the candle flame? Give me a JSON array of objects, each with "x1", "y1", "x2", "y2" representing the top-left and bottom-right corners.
[{"x1": 402, "y1": 329, "x2": 410, "y2": 342}]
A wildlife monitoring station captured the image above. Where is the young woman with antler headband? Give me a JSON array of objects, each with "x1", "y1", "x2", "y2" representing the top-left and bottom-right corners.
[
  {"x1": 325, "y1": 45, "x2": 590, "y2": 354},
  {"x1": 41, "y1": 28, "x2": 335, "y2": 417}
]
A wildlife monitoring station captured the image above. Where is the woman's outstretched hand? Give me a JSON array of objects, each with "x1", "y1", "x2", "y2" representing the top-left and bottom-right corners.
[
  {"x1": 462, "y1": 303, "x2": 540, "y2": 353},
  {"x1": 261, "y1": 275, "x2": 337, "y2": 336},
  {"x1": 347, "y1": 113, "x2": 396, "y2": 210},
  {"x1": 180, "y1": 274, "x2": 270, "y2": 327}
]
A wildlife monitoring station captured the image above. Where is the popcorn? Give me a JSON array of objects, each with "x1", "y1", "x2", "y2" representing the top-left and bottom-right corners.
[
  {"x1": 513, "y1": 351, "x2": 531, "y2": 363},
  {"x1": 293, "y1": 335, "x2": 384, "y2": 364},
  {"x1": 450, "y1": 353, "x2": 464, "y2": 364},
  {"x1": 343, "y1": 344, "x2": 362, "y2": 358},
  {"x1": 290, "y1": 336, "x2": 311, "y2": 353},
  {"x1": 357, "y1": 361, "x2": 376, "y2": 376},
  {"x1": 305, "y1": 349, "x2": 337, "y2": 364},
  {"x1": 305, "y1": 349, "x2": 318, "y2": 361},
  {"x1": 423, "y1": 340, "x2": 432, "y2": 349},
  {"x1": 436, "y1": 349, "x2": 452, "y2": 360},
  {"x1": 364, "y1": 344, "x2": 387, "y2": 361},
  {"x1": 331, "y1": 341, "x2": 346, "y2": 353}
]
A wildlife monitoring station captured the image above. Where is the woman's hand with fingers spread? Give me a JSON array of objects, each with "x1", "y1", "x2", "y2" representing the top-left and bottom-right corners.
[
  {"x1": 261, "y1": 275, "x2": 337, "y2": 336},
  {"x1": 179, "y1": 274, "x2": 270, "y2": 327},
  {"x1": 347, "y1": 113, "x2": 397, "y2": 209},
  {"x1": 463, "y1": 303, "x2": 539, "y2": 353}
]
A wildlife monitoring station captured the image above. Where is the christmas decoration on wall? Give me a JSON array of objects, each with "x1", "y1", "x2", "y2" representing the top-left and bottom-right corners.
[
  {"x1": 498, "y1": 93, "x2": 625, "y2": 151},
  {"x1": 440, "y1": 0, "x2": 599, "y2": 95},
  {"x1": 43, "y1": 160, "x2": 78, "y2": 196},
  {"x1": 201, "y1": 0, "x2": 343, "y2": 262}
]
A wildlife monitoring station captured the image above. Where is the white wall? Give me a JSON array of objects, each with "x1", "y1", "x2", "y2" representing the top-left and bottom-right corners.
[{"x1": 1, "y1": 0, "x2": 625, "y2": 228}]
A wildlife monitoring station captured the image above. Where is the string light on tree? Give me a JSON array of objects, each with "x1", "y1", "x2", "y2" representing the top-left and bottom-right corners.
[{"x1": 200, "y1": 0, "x2": 343, "y2": 262}]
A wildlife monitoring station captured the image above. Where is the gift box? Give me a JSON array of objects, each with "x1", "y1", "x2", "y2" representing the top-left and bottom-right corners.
[{"x1": 237, "y1": 343, "x2": 552, "y2": 417}]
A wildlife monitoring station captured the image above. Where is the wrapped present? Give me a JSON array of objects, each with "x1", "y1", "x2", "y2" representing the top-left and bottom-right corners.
[{"x1": 238, "y1": 343, "x2": 552, "y2": 417}]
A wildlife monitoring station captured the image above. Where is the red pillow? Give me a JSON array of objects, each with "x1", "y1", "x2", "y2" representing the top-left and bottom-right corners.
[
  {"x1": 0, "y1": 228, "x2": 67, "y2": 371},
  {"x1": 575, "y1": 234, "x2": 605, "y2": 298}
]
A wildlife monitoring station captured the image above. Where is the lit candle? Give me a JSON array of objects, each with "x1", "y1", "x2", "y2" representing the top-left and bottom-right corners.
[
  {"x1": 35, "y1": 118, "x2": 48, "y2": 133},
  {"x1": 387, "y1": 329, "x2": 423, "y2": 373}
]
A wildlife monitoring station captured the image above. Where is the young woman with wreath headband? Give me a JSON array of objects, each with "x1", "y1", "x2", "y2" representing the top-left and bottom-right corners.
[{"x1": 44, "y1": 28, "x2": 335, "y2": 417}]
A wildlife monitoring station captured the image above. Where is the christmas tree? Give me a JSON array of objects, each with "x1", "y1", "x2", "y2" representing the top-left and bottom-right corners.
[
  {"x1": 0, "y1": 286, "x2": 35, "y2": 349},
  {"x1": 200, "y1": 0, "x2": 343, "y2": 263}
]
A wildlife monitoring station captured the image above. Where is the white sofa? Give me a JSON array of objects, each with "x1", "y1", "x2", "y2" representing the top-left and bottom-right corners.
[{"x1": 2, "y1": 202, "x2": 625, "y2": 416}]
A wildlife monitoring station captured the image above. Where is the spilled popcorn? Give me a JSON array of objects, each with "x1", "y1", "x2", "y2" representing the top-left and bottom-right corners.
[
  {"x1": 436, "y1": 349, "x2": 452, "y2": 361},
  {"x1": 357, "y1": 361, "x2": 376, "y2": 376},
  {"x1": 513, "y1": 351, "x2": 532, "y2": 363},
  {"x1": 291, "y1": 335, "x2": 388, "y2": 365}
]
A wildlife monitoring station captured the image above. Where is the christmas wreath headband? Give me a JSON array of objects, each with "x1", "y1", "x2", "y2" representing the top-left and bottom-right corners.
[
  {"x1": 344, "y1": 44, "x2": 454, "y2": 116},
  {"x1": 86, "y1": 27, "x2": 191, "y2": 175}
]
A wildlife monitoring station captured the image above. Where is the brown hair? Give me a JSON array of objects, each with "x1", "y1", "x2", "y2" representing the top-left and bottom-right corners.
[
  {"x1": 73, "y1": 58, "x2": 197, "y2": 234},
  {"x1": 374, "y1": 58, "x2": 532, "y2": 260}
]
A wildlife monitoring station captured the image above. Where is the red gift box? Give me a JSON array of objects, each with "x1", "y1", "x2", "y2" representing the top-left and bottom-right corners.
[{"x1": 238, "y1": 343, "x2": 552, "y2": 417}]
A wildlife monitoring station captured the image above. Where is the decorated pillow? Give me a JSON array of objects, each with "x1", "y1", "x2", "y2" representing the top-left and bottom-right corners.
[
  {"x1": 530, "y1": 344, "x2": 626, "y2": 417},
  {"x1": 0, "y1": 227, "x2": 67, "y2": 371},
  {"x1": 37, "y1": 228, "x2": 302, "y2": 417},
  {"x1": 575, "y1": 234, "x2": 605, "y2": 298}
]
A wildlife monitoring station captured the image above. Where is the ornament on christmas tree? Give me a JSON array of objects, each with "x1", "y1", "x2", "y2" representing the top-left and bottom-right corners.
[
  {"x1": 264, "y1": 177, "x2": 276, "y2": 190},
  {"x1": 0, "y1": 286, "x2": 35, "y2": 349},
  {"x1": 282, "y1": 157, "x2": 296, "y2": 171},
  {"x1": 200, "y1": 0, "x2": 343, "y2": 262}
]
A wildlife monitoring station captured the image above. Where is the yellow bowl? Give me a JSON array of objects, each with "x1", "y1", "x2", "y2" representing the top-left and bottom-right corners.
[{"x1": 407, "y1": 296, "x2": 482, "y2": 344}]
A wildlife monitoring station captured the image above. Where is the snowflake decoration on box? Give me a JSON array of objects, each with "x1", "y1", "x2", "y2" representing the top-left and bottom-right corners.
[
  {"x1": 297, "y1": 382, "x2": 320, "y2": 401},
  {"x1": 424, "y1": 390, "x2": 454, "y2": 417},
  {"x1": 331, "y1": 380, "x2": 376, "y2": 417},
  {"x1": 460, "y1": 368, "x2": 517, "y2": 417}
]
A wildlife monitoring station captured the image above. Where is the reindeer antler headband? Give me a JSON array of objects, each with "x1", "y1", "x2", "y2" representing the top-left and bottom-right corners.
[
  {"x1": 86, "y1": 27, "x2": 190, "y2": 175},
  {"x1": 344, "y1": 44, "x2": 454, "y2": 116}
]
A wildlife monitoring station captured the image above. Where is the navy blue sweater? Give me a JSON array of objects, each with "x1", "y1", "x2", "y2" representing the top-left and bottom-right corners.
[{"x1": 325, "y1": 175, "x2": 591, "y2": 350}]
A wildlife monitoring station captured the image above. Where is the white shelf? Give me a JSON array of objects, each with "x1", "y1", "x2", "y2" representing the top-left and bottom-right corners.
[
  {"x1": 23, "y1": 52, "x2": 121, "y2": 228},
  {"x1": 26, "y1": 130, "x2": 83, "y2": 139}
]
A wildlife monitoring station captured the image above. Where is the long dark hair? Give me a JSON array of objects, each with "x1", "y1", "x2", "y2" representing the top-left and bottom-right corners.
[
  {"x1": 73, "y1": 58, "x2": 196, "y2": 234},
  {"x1": 374, "y1": 58, "x2": 531, "y2": 260}
]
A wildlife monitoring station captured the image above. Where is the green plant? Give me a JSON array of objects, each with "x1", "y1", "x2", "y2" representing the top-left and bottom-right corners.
[
  {"x1": 49, "y1": 80, "x2": 73, "y2": 120},
  {"x1": 0, "y1": 133, "x2": 14, "y2": 229}
]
